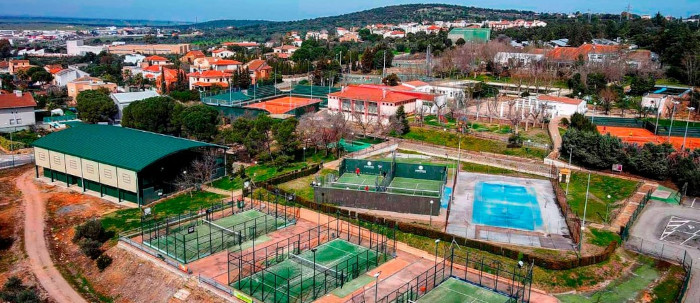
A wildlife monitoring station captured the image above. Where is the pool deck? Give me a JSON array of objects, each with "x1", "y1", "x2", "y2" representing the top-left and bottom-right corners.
[{"x1": 447, "y1": 172, "x2": 575, "y2": 250}]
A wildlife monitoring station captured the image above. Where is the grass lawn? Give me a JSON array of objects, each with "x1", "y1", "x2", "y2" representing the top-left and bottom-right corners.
[
  {"x1": 101, "y1": 191, "x2": 226, "y2": 235},
  {"x1": 211, "y1": 162, "x2": 309, "y2": 190},
  {"x1": 560, "y1": 172, "x2": 639, "y2": 224},
  {"x1": 587, "y1": 228, "x2": 620, "y2": 247},
  {"x1": 402, "y1": 127, "x2": 548, "y2": 160},
  {"x1": 423, "y1": 115, "x2": 457, "y2": 128},
  {"x1": 470, "y1": 122, "x2": 511, "y2": 134},
  {"x1": 278, "y1": 169, "x2": 336, "y2": 201},
  {"x1": 461, "y1": 161, "x2": 547, "y2": 180}
]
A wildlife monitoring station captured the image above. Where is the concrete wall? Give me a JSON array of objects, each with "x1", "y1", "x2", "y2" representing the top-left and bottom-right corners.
[
  {"x1": 0, "y1": 106, "x2": 36, "y2": 129},
  {"x1": 314, "y1": 187, "x2": 440, "y2": 215}
]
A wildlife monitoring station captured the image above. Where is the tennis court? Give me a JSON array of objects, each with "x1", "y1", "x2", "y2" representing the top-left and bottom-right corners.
[
  {"x1": 597, "y1": 125, "x2": 700, "y2": 150},
  {"x1": 387, "y1": 177, "x2": 443, "y2": 197},
  {"x1": 417, "y1": 278, "x2": 512, "y2": 303},
  {"x1": 244, "y1": 96, "x2": 320, "y2": 115},
  {"x1": 235, "y1": 238, "x2": 379, "y2": 303},
  {"x1": 332, "y1": 173, "x2": 385, "y2": 191},
  {"x1": 143, "y1": 209, "x2": 287, "y2": 263}
]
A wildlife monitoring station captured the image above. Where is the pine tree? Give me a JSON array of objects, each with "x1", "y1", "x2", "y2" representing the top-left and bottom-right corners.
[
  {"x1": 361, "y1": 47, "x2": 374, "y2": 74},
  {"x1": 395, "y1": 105, "x2": 410, "y2": 135}
]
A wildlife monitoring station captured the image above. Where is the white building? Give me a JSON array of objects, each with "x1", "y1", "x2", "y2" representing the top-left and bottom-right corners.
[
  {"x1": 641, "y1": 94, "x2": 672, "y2": 115},
  {"x1": 494, "y1": 52, "x2": 545, "y2": 67},
  {"x1": 123, "y1": 54, "x2": 146, "y2": 65},
  {"x1": 52, "y1": 66, "x2": 90, "y2": 87},
  {"x1": 212, "y1": 48, "x2": 235, "y2": 58},
  {"x1": 66, "y1": 40, "x2": 107, "y2": 56},
  {"x1": 110, "y1": 90, "x2": 160, "y2": 121},
  {"x1": 0, "y1": 91, "x2": 36, "y2": 131},
  {"x1": 499, "y1": 95, "x2": 587, "y2": 119},
  {"x1": 327, "y1": 86, "x2": 419, "y2": 125}
]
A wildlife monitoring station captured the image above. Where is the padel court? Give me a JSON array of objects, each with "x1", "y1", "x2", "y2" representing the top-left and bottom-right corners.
[{"x1": 417, "y1": 278, "x2": 513, "y2": 303}]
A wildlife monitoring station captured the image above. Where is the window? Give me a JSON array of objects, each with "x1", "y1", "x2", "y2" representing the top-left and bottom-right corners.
[
  {"x1": 86, "y1": 164, "x2": 95, "y2": 174},
  {"x1": 9, "y1": 119, "x2": 15, "y2": 125},
  {"x1": 15, "y1": 118, "x2": 21, "y2": 125},
  {"x1": 69, "y1": 160, "x2": 78, "y2": 170},
  {"x1": 122, "y1": 174, "x2": 131, "y2": 184},
  {"x1": 104, "y1": 169, "x2": 112, "y2": 179}
]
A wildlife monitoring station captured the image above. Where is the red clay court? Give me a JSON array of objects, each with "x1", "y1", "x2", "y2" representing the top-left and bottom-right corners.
[
  {"x1": 597, "y1": 126, "x2": 700, "y2": 150},
  {"x1": 244, "y1": 96, "x2": 320, "y2": 115}
]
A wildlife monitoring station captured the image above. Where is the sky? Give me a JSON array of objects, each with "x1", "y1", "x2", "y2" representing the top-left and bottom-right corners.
[{"x1": 0, "y1": 0, "x2": 698, "y2": 22}]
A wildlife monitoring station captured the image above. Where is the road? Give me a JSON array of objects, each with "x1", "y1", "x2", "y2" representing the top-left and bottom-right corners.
[
  {"x1": 629, "y1": 201, "x2": 700, "y2": 302},
  {"x1": 0, "y1": 154, "x2": 34, "y2": 169},
  {"x1": 17, "y1": 170, "x2": 87, "y2": 303}
]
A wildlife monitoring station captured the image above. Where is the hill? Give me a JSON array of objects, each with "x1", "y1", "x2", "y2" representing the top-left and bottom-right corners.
[
  {"x1": 0, "y1": 16, "x2": 191, "y2": 28},
  {"x1": 184, "y1": 19, "x2": 269, "y2": 29},
  {"x1": 192, "y1": 4, "x2": 537, "y2": 36}
]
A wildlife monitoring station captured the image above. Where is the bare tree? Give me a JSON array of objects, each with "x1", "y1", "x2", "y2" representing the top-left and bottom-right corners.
[
  {"x1": 505, "y1": 99, "x2": 524, "y2": 133},
  {"x1": 173, "y1": 150, "x2": 220, "y2": 197},
  {"x1": 486, "y1": 94, "x2": 500, "y2": 123},
  {"x1": 598, "y1": 87, "x2": 617, "y2": 115}
]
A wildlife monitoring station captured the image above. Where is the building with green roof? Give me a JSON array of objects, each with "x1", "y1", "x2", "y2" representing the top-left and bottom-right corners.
[
  {"x1": 448, "y1": 28, "x2": 491, "y2": 43},
  {"x1": 33, "y1": 124, "x2": 226, "y2": 204}
]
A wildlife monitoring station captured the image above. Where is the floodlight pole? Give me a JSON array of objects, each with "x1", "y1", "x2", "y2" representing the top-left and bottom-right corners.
[
  {"x1": 668, "y1": 101, "x2": 679, "y2": 142},
  {"x1": 682, "y1": 107, "x2": 695, "y2": 150},
  {"x1": 429, "y1": 200, "x2": 434, "y2": 226},
  {"x1": 374, "y1": 271, "x2": 381, "y2": 303},
  {"x1": 579, "y1": 173, "x2": 591, "y2": 253},
  {"x1": 434, "y1": 239, "x2": 440, "y2": 265},
  {"x1": 566, "y1": 146, "x2": 573, "y2": 195},
  {"x1": 312, "y1": 248, "x2": 317, "y2": 299}
]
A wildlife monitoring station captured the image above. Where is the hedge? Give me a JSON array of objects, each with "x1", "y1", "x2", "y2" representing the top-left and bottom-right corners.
[{"x1": 0, "y1": 136, "x2": 25, "y2": 151}]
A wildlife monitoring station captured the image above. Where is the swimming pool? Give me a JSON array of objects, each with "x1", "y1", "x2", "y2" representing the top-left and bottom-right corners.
[{"x1": 472, "y1": 182, "x2": 543, "y2": 231}]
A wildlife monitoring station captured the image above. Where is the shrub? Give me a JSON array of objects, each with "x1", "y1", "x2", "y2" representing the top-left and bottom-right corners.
[
  {"x1": 72, "y1": 219, "x2": 114, "y2": 244},
  {"x1": 507, "y1": 133, "x2": 523, "y2": 148},
  {"x1": 0, "y1": 236, "x2": 14, "y2": 250},
  {"x1": 560, "y1": 117, "x2": 570, "y2": 127},
  {"x1": 0, "y1": 276, "x2": 39, "y2": 303},
  {"x1": 78, "y1": 238, "x2": 103, "y2": 259},
  {"x1": 96, "y1": 254, "x2": 113, "y2": 272}
]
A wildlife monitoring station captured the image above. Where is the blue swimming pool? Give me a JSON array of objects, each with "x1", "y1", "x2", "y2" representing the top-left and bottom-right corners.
[{"x1": 472, "y1": 182, "x2": 543, "y2": 231}]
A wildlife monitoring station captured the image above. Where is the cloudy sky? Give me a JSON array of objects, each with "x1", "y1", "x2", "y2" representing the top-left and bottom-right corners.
[{"x1": 1, "y1": 0, "x2": 697, "y2": 22}]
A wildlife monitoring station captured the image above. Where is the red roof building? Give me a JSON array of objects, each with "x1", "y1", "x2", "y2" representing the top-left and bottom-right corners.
[
  {"x1": 327, "y1": 86, "x2": 418, "y2": 125},
  {"x1": 245, "y1": 59, "x2": 272, "y2": 84},
  {"x1": 187, "y1": 70, "x2": 231, "y2": 90},
  {"x1": 0, "y1": 91, "x2": 37, "y2": 128}
]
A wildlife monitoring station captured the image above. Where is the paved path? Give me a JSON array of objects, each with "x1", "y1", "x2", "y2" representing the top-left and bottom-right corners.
[
  {"x1": 547, "y1": 116, "x2": 564, "y2": 159},
  {"x1": 628, "y1": 201, "x2": 700, "y2": 302},
  {"x1": 17, "y1": 170, "x2": 87, "y2": 303},
  {"x1": 610, "y1": 182, "x2": 657, "y2": 231}
]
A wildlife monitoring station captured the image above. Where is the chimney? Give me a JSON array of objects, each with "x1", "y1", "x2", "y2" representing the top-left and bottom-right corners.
[
  {"x1": 382, "y1": 88, "x2": 387, "y2": 99},
  {"x1": 14, "y1": 90, "x2": 22, "y2": 97}
]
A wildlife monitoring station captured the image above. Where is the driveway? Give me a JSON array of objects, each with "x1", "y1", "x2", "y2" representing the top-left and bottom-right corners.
[
  {"x1": 629, "y1": 201, "x2": 700, "y2": 302},
  {"x1": 17, "y1": 170, "x2": 87, "y2": 303}
]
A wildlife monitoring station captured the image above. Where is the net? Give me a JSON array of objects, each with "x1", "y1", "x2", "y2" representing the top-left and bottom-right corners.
[
  {"x1": 289, "y1": 253, "x2": 339, "y2": 278},
  {"x1": 203, "y1": 219, "x2": 241, "y2": 240},
  {"x1": 330, "y1": 182, "x2": 379, "y2": 191}
]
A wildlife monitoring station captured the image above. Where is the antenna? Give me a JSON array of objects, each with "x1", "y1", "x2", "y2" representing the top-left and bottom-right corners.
[
  {"x1": 626, "y1": 3, "x2": 632, "y2": 20},
  {"x1": 588, "y1": 9, "x2": 591, "y2": 23}
]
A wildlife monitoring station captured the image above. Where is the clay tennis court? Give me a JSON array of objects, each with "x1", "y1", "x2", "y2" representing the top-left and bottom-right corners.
[
  {"x1": 597, "y1": 126, "x2": 700, "y2": 150},
  {"x1": 245, "y1": 96, "x2": 320, "y2": 115}
]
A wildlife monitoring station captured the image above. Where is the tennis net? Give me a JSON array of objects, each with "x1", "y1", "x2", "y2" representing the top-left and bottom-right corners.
[
  {"x1": 289, "y1": 253, "x2": 339, "y2": 278},
  {"x1": 203, "y1": 219, "x2": 242, "y2": 240}
]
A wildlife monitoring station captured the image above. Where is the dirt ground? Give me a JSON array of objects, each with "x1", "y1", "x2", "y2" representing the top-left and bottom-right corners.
[
  {"x1": 0, "y1": 166, "x2": 49, "y2": 300},
  {"x1": 38, "y1": 180, "x2": 228, "y2": 303}
]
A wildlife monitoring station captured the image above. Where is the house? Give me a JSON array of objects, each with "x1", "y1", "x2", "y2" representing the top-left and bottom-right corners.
[
  {"x1": 499, "y1": 95, "x2": 586, "y2": 119},
  {"x1": 187, "y1": 70, "x2": 231, "y2": 90},
  {"x1": 0, "y1": 91, "x2": 36, "y2": 131},
  {"x1": 273, "y1": 45, "x2": 298, "y2": 59},
  {"x1": 212, "y1": 48, "x2": 235, "y2": 58},
  {"x1": 327, "y1": 86, "x2": 419, "y2": 125},
  {"x1": 190, "y1": 57, "x2": 242, "y2": 73},
  {"x1": 66, "y1": 77, "x2": 118, "y2": 102},
  {"x1": 9, "y1": 60, "x2": 30, "y2": 75},
  {"x1": 383, "y1": 31, "x2": 406, "y2": 38},
  {"x1": 124, "y1": 54, "x2": 146, "y2": 65},
  {"x1": 155, "y1": 68, "x2": 180, "y2": 94},
  {"x1": 222, "y1": 42, "x2": 258, "y2": 50},
  {"x1": 180, "y1": 50, "x2": 205, "y2": 64},
  {"x1": 66, "y1": 40, "x2": 107, "y2": 56},
  {"x1": 336, "y1": 27, "x2": 349, "y2": 36},
  {"x1": 142, "y1": 65, "x2": 165, "y2": 80},
  {"x1": 107, "y1": 43, "x2": 191, "y2": 55},
  {"x1": 0, "y1": 61, "x2": 8, "y2": 74},
  {"x1": 245, "y1": 59, "x2": 272, "y2": 84},
  {"x1": 641, "y1": 94, "x2": 672, "y2": 115},
  {"x1": 52, "y1": 66, "x2": 90, "y2": 87},
  {"x1": 110, "y1": 90, "x2": 160, "y2": 121},
  {"x1": 142, "y1": 55, "x2": 170, "y2": 67},
  {"x1": 494, "y1": 52, "x2": 545, "y2": 67},
  {"x1": 339, "y1": 32, "x2": 361, "y2": 42},
  {"x1": 44, "y1": 64, "x2": 63, "y2": 74},
  {"x1": 305, "y1": 30, "x2": 329, "y2": 40},
  {"x1": 541, "y1": 44, "x2": 621, "y2": 66}
]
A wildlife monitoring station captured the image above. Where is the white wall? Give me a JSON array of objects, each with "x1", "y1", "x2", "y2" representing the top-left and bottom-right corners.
[{"x1": 0, "y1": 107, "x2": 36, "y2": 129}]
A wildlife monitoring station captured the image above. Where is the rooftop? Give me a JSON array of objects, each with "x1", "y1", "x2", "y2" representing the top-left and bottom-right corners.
[
  {"x1": 538, "y1": 94, "x2": 585, "y2": 105},
  {"x1": 0, "y1": 92, "x2": 37, "y2": 109},
  {"x1": 32, "y1": 124, "x2": 222, "y2": 172},
  {"x1": 110, "y1": 90, "x2": 160, "y2": 104},
  {"x1": 329, "y1": 86, "x2": 417, "y2": 103}
]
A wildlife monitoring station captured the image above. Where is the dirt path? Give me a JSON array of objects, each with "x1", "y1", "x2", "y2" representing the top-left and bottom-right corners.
[{"x1": 17, "y1": 171, "x2": 87, "y2": 303}]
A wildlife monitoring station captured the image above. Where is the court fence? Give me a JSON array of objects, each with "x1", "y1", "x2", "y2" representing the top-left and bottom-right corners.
[
  {"x1": 620, "y1": 189, "x2": 653, "y2": 241},
  {"x1": 362, "y1": 244, "x2": 533, "y2": 303},
  {"x1": 624, "y1": 236, "x2": 693, "y2": 303},
  {"x1": 551, "y1": 178, "x2": 581, "y2": 245},
  {"x1": 139, "y1": 197, "x2": 298, "y2": 263},
  {"x1": 228, "y1": 216, "x2": 395, "y2": 303}
]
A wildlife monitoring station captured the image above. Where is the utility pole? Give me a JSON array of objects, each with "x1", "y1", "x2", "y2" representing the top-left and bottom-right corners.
[{"x1": 382, "y1": 50, "x2": 386, "y2": 78}]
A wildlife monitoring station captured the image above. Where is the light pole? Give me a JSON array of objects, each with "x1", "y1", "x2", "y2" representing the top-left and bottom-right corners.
[
  {"x1": 434, "y1": 239, "x2": 440, "y2": 265},
  {"x1": 429, "y1": 200, "x2": 434, "y2": 226},
  {"x1": 668, "y1": 101, "x2": 680, "y2": 142},
  {"x1": 682, "y1": 107, "x2": 695, "y2": 150},
  {"x1": 654, "y1": 100, "x2": 661, "y2": 135},
  {"x1": 303, "y1": 147, "x2": 306, "y2": 162},
  {"x1": 9, "y1": 110, "x2": 17, "y2": 167},
  {"x1": 579, "y1": 173, "x2": 591, "y2": 253},
  {"x1": 592, "y1": 101, "x2": 597, "y2": 122},
  {"x1": 373, "y1": 271, "x2": 381, "y2": 303},
  {"x1": 311, "y1": 248, "x2": 318, "y2": 298}
]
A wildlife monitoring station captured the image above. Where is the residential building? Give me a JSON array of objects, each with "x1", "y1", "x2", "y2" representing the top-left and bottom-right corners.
[
  {"x1": 245, "y1": 59, "x2": 272, "y2": 84},
  {"x1": 339, "y1": 32, "x2": 361, "y2": 42},
  {"x1": 305, "y1": 30, "x2": 329, "y2": 40},
  {"x1": 142, "y1": 55, "x2": 170, "y2": 67},
  {"x1": 540, "y1": 44, "x2": 621, "y2": 66},
  {"x1": 187, "y1": 70, "x2": 231, "y2": 90},
  {"x1": 336, "y1": 27, "x2": 349, "y2": 36},
  {"x1": 272, "y1": 45, "x2": 298, "y2": 59},
  {"x1": 327, "y1": 86, "x2": 418, "y2": 125},
  {"x1": 66, "y1": 77, "x2": 118, "y2": 102},
  {"x1": 52, "y1": 66, "x2": 90, "y2": 87},
  {"x1": 494, "y1": 52, "x2": 545, "y2": 67},
  {"x1": 222, "y1": 42, "x2": 258, "y2": 50},
  {"x1": 0, "y1": 91, "x2": 36, "y2": 131},
  {"x1": 0, "y1": 61, "x2": 9, "y2": 74},
  {"x1": 9, "y1": 60, "x2": 30, "y2": 75},
  {"x1": 447, "y1": 28, "x2": 491, "y2": 43},
  {"x1": 107, "y1": 43, "x2": 191, "y2": 55},
  {"x1": 190, "y1": 57, "x2": 242, "y2": 73},
  {"x1": 124, "y1": 54, "x2": 146, "y2": 65},
  {"x1": 212, "y1": 48, "x2": 235, "y2": 58},
  {"x1": 499, "y1": 95, "x2": 586, "y2": 119},
  {"x1": 110, "y1": 90, "x2": 160, "y2": 121},
  {"x1": 66, "y1": 40, "x2": 107, "y2": 56},
  {"x1": 180, "y1": 50, "x2": 205, "y2": 64},
  {"x1": 641, "y1": 94, "x2": 672, "y2": 115},
  {"x1": 383, "y1": 31, "x2": 406, "y2": 38},
  {"x1": 155, "y1": 68, "x2": 180, "y2": 94}
]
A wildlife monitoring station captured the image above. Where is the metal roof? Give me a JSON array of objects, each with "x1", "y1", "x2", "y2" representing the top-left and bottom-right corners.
[
  {"x1": 110, "y1": 91, "x2": 160, "y2": 105},
  {"x1": 33, "y1": 124, "x2": 222, "y2": 172}
]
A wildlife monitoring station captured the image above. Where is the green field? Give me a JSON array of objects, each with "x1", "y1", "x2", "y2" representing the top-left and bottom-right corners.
[
  {"x1": 556, "y1": 264, "x2": 659, "y2": 303},
  {"x1": 417, "y1": 278, "x2": 512, "y2": 303},
  {"x1": 560, "y1": 172, "x2": 639, "y2": 224}
]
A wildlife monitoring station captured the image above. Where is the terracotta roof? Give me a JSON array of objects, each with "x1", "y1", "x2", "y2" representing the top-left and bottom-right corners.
[
  {"x1": 144, "y1": 55, "x2": 168, "y2": 62},
  {"x1": 210, "y1": 59, "x2": 242, "y2": 66},
  {"x1": 70, "y1": 76, "x2": 104, "y2": 83},
  {"x1": 184, "y1": 50, "x2": 205, "y2": 57},
  {"x1": 275, "y1": 45, "x2": 298, "y2": 50},
  {"x1": 223, "y1": 42, "x2": 258, "y2": 47},
  {"x1": 246, "y1": 59, "x2": 271, "y2": 71},
  {"x1": 192, "y1": 81, "x2": 229, "y2": 87},
  {"x1": 544, "y1": 44, "x2": 620, "y2": 62},
  {"x1": 537, "y1": 95, "x2": 584, "y2": 105},
  {"x1": 212, "y1": 48, "x2": 231, "y2": 54},
  {"x1": 0, "y1": 61, "x2": 8, "y2": 68},
  {"x1": 0, "y1": 92, "x2": 37, "y2": 109},
  {"x1": 143, "y1": 65, "x2": 162, "y2": 72},
  {"x1": 404, "y1": 80, "x2": 429, "y2": 87},
  {"x1": 329, "y1": 86, "x2": 417, "y2": 103},
  {"x1": 187, "y1": 70, "x2": 232, "y2": 78}
]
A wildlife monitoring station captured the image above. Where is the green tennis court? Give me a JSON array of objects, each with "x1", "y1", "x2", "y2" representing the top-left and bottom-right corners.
[
  {"x1": 417, "y1": 278, "x2": 513, "y2": 303},
  {"x1": 235, "y1": 238, "x2": 379, "y2": 303},
  {"x1": 332, "y1": 173, "x2": 385, "y2": 191},
  {"x1": 144, "y1": 210, "x2": 287, "y2": 263},
  {"x1": 387, "y1": 177, "x2": 443, "y2": 197}
]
